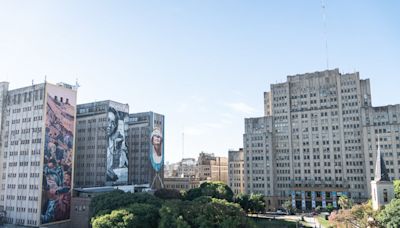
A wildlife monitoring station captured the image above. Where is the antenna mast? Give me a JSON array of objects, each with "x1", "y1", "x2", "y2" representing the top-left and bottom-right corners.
[{"x1": 182, "y1": 129, "x2": 185, "y2": 160}]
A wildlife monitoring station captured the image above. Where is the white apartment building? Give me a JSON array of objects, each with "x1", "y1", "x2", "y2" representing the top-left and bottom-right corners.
[{"x1": 0, "y1": 81, "x2": 77, "y2": 227}]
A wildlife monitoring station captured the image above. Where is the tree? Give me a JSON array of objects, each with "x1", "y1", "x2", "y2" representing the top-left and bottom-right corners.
[
  {"x1": 394, "y1": 180, "x2": 400, "y2": 199},
  {"x1": 159, "y1": 197, "x2": 254, "y2": 228},
  {"x1": 282, "y1": 200, "x2": 293, "y2": 215},
  {"x1": 124, "y1": 203, "x2": 159, "y2": 228},
  {"x1": 90, "y1": 191, "x2": 162, "y2": 217},
  {"x1": 91, "y1": 203, "x2": 160, "y2": 228},
  {"x1": 154, "y1": 188, "x2": 182, "y2": 200},
  {"x1": 234, "y1": 193, "x2": 250, "y2": 212},
  {"x1": 199, "y1": 182, "x2": 234, "y2": 202},
  {"x1": 376, "y1": 198, "x2": 400, "y2": 228},
  {"x1": 91, "y1": 209, "x2": 135, "y2": 228},
  {"x1": 329, "y1": 200, "x2": 376, "y2": 228},
  {"x1": 248, "y1": 194, "x2": 265, "y2": 213},
  {"x1": 338, "y1": 195, "x2": 353, "y2": 209},
  {"x1": 184, "y1": 181, "x2": 234, "y2": 202}
]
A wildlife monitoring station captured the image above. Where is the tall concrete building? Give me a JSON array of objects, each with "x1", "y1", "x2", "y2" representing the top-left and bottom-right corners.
[
  {"x1": 244, "y1": 69, "x2": 400, "y2": 211},
  {"x1": 127, "y1": 112, "x2": 164, "y2": 188},
  {"x1": 361, "y1": 105, "x2": 400, "y2": 193},
  {"x1": 75, "y1": 104, "x2": 165, "y2": 189},
  {"x1": 74, "y1": 100, "x2": 129, "y2": 188},
  {"x1": 228, "y1": 148, "x2": 245, "y2": 194},
  {"x1": 197, "y1": 152, "x2": 228, "y2": 183},
  {"x1": 0, "y1": 81, "x2": 77, "y2": 226}
]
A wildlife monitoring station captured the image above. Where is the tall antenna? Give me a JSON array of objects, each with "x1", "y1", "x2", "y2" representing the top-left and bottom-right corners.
[
  {"x1": 182, "y1": 128, "x2": 185, "y2": 160},
  {"x1": 321, "y1": 0, "x2": 329, "y2": 70}
]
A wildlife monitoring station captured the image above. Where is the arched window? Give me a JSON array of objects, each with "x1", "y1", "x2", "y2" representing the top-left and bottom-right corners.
[{"x1": 383, "y1": 189, "x2": 388, "y2": 203}]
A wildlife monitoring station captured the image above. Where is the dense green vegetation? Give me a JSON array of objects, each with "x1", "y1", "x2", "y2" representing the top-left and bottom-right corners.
[
  {"x1": 90, "y1": 182, "x2": 261, "y2": 228},
  {"x1": 328, "y1": 182, "x2": 400, "y2": 228}
]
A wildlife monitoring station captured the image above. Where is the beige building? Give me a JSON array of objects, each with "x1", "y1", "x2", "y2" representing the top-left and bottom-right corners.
[
  {"x1": 164, "y1": 177, "x2": 200, "y2": 191},
  {"x1": 197, "y1": 152, "x2": 228, "y2": 183},
  {"x1": 228, "y1": 149, "x2": 245, "y2": 194},
  {"x1": 244, "y1": 69, "x2": 400, "y2": 211}
]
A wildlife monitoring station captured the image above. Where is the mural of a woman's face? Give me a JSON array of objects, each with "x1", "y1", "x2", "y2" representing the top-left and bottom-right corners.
[
  {"x1": 106, "y1": 111, "x2": 117, "y2": 136},
  {"x1": 152, "y1": 132, "x2": 162, "y2": 156}
]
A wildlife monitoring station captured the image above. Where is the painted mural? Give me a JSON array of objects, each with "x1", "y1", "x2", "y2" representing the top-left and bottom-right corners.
[
  {"x1": 106, "y1": 106, "x2": 128, "y2": 185},
  {"x1": 41, "y1": 84, "x2": 76, "y2": 224}
]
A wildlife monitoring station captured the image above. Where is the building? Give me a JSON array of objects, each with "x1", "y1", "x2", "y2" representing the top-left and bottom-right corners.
[
  {"x1": 164, "y1": 177, "x2": 200, "y2": 191},
  {"x1": 243, "y1": 117, "x2": 276, "y2": 209},
  {"x1": 164, "y1": 161, "x2": 179, "y2": 178},
  {"x1": 0, "y1": 81, "x2": 77, "y2": 227},
  {"x1": 228, "y1": 148, "x2": 245, "y2": 195},
  {"x1": 245, "y1": 69, "x2": 400, "y2": 211},
  {"x1": 177, "y1": 158, "x2": 197, "y2": 178},
  {"x1": 361, "y1": 105, "x2": 400, "y2": 193},
  {"x1": 127, "y1": 112, "x2": 164, "y2": 189},
  {"x1": 197, "y1": 152, "x2": 228, "y2": 183},
  {"x1": 370, "y1": 141, "x2": 394, "y2": 210},
  {"x1": 74, "y1": 100, "x2": 129, "y2": 188},
  {"x1": 71, "y1": 185, "x2": 135, "y2": 228},
  {"x1": 74, "y1": 104, "x2": 165, "y2": 190}
]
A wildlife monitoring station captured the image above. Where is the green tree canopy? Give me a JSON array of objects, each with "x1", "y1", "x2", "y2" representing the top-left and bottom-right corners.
[
  {"x1": 154, "y1": 188, "x2": 182, "y2": 200},
  {"x1": 394, "y1": 180, "x2": 400, "y2": 199},
  {"x1": 235, "y1": 193, "x2": 265, "y2": 213},
  {"x1": 90, "y1": 191, "x2": 162, "y2": 217},
  {"x1": 91, "y1": 203, "x2": 160, "y2": 228},
  {"x1": 91, "y1": 209, "x2": 135, "y2": 228},
  {"x1": 184, "y1": 181, "x2": 234, "y2": 202},
  {"x1": 377, "y1": 198, "x2": 400, "y2": 228},
  {"x1": 159, "y1": 198, "x2": 254, "y2": 228}
]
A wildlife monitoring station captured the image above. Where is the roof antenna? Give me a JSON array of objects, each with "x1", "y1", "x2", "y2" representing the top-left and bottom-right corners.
[
  {"x1": 321, "y1": 0, "x2": 329, "y2": 70},
  {"x1": 182, "y1": 127, "x2": 185, "y2": 160}
]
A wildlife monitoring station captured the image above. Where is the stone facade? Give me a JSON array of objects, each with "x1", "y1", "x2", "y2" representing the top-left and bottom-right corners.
[
  {"x1": 228, "y1": 148, "x2": 245, "y2": 194},
  {"x1": 245, "y1": 69, "x2": 400, "y2": 211}
]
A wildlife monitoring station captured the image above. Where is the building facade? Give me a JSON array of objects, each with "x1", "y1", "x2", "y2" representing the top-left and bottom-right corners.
[
  {"x1": 127, "y1": 112, "x2": 164, "y2": 188},
  {"x1": 0, "y1": 82, "x2": 77, "y2": 226},
  {"x1": 164, "y1": 177, "x2": 200, "y2": 191},
  {"x1": 228, "y1": 148, "x2": 245, "y2": 194},
  {"x1": 245, "y1": 69, "x2": 400, "y2": 211},
  {"x1": 197, "y1": 152, "x2": 228, "y2": 183},
  {"x1": 74, "y1": 100, "x2": 129, "y2": 188}
]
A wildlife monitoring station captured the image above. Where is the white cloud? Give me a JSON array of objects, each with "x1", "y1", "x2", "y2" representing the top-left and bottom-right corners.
[{"x1": 225, "y1": 102, "x2": 256, "y2": 115}]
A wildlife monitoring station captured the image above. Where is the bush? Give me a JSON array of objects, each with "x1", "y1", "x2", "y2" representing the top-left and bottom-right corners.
[{"x1": 154, "y1": 188, "x2": 182, "y2": 200}]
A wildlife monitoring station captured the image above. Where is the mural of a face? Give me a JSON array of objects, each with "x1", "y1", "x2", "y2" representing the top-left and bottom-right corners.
[
  {"x1": 106, "y1": 111, "x2": 117, "y2": 136},
  {"x1": 151, "y1": 128, "x2": 163, "y2": 157}
]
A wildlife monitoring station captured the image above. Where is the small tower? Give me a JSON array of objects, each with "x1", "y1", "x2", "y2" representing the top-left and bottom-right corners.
[{"x1": 371, "y1": 139, "x2": 395, "y2": 210}]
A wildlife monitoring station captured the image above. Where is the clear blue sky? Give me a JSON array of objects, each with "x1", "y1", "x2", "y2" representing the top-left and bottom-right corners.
[{"x1": 1, "y1": 1, "x2": 399, "y2": 163}]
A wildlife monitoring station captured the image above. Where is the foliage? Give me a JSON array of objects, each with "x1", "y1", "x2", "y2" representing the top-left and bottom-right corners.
[
  {"x1": 329, "y1": 200, "x2": 376, "y2": 228},
  {"x1": 154, "y1": 188, "x2": 182, "y2": 200},
  {"x1": 184, "y1": 181, "x2": 234, "y2": 202},
  {"x1": 235, "y1": 193, "x2": 265, "y2": 213},
  {"x1": 338, "y1": 195, "x2": 353, "y2": 209},
  {"x1": 326, "y1": 204, "x2": 334, "y2": 213},
  {"x1": 315, "y1": 206, "x2": 321, "y2": 213},
  {"x1": 159, "y1": 198, "x2": 253, "y2": 228},
  {"x1": 376, "y1": 198, "x2": 400, "y2": 228},
  {"x1": 394, "y1": 180, "x2": 400, "y2": 199},
  {"x1": 91, "y1": 203, "x2": 160, "y2": 228},
  {"x1": 90, "y1": 190, "x2": 162, "y2": 217},
  {"x1": 91, "y1": 209, "x2": 135, "y2": 228},
  {"x1": 282, "y1": 200, "x2": 293, "y2": 214}
]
